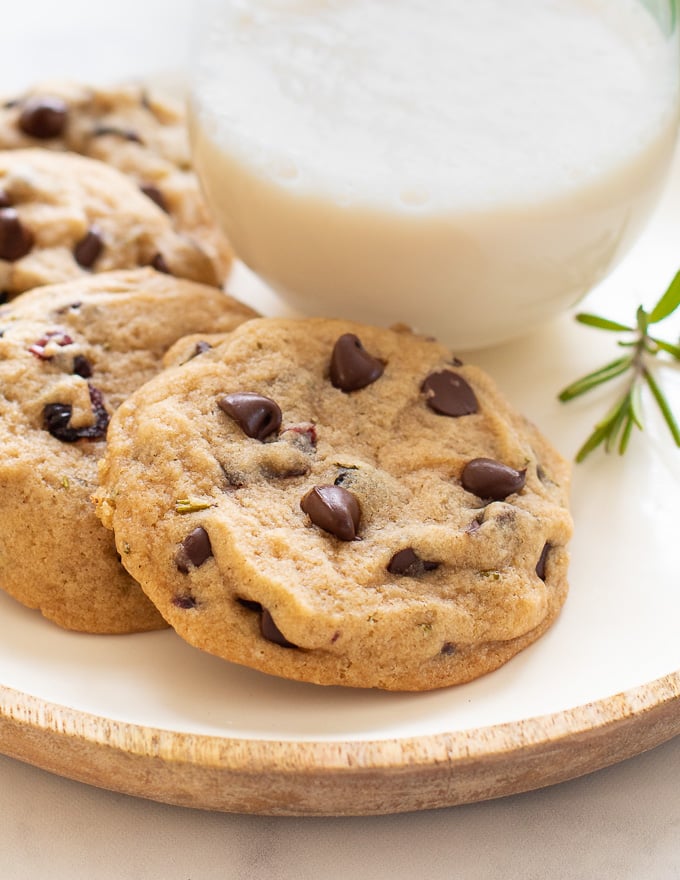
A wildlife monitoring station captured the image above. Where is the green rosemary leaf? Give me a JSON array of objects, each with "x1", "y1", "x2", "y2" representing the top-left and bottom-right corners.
[
  {"x1": 575, "y1": 313, "x2": 633, "y2": 333},
  {"x1": 558, "y1": 355, "x2": 632, "y2": 402},
  {"x1": 618, "y1": 411, "x2": 636, "y2": 455},
  {"x1": 649, "y1": 336, "x2": 680, "y2": 360},
  {"x1": 175, "y1": 497, "x2": 214, "y2": 514},
  {"x1": 575, "y1": 421, "x2": 612, "y2": 462},
  {"x1": 629, "y1": 381, "x2": 644, "y2": 430},
  {"x1": 647, "y1": 269, "x2": 680, "y2": 324},
  {"x1": 643, "y1": 367, "x2": 680, "y2": 447},
  {"x1": 604, "y1": 395, "x2": 631, "y2": 453}
]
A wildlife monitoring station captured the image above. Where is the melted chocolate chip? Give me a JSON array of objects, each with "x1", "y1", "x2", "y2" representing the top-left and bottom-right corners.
[
  {"x1": 330, "y1": 333, "x2": 384, "y2": 392},
  {"x1": 0, "y1": 207, "x2": 34, "y2": 261},
  {"x1": 421, "y1": 370, "x2": 478, "y2": 417},
  {"x1": 261, "y1": 609, "x2": 298, "y2": 649},
  {"x1": 92, "y1": 124, "x2": 143, "y2": 143},
  {"x1": 18, "y1": 96, "x2": 68, "y2": 138},
  {"x1": 387, "y1": 547, "x2": 439, "y2": 576},
  {"x1": 173, "y1": 594, "x2": 197, "y2": 609},
  {"x1": 175, "y1": 526, "x2": 213, "y2": 574},
  {"x1": 72, "y1": 354, "x2": 93, "y2": 378},
  {"x1": 300, "y1": 484, "x2": 360, "y2": 541},
  {"x1": 218, "y1": 392, "x2": 282, "y2": 441},
  {"x1": 140, "y1": 184, "x2": 169, "y2": 213},
  {"x1": 43, "y1": 384, "x2": 109, "y2": 442},
  {"x1": 440, "y1": 642, "x2": 456, "y2": 656},
  {"x1": 0, "y1": 191, "x2": 12, "y2": 209},
  {"x1": 461, "y1": 458, "x2": 526, "y2": 501},
  {"x1": 74, "y1": 226, "x2": 103, "y2": 268},
  {"x1": 536, "y1": 543, "x2": 551, "y2": 581},
  {"x1": 150, "y1": 252, "x2": 170, "y2": 274}
]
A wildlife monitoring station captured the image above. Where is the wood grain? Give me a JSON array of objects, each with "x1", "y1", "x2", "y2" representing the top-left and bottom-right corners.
[{"x1": 1, "y1": 671, "x2": 678, "y2": 815}]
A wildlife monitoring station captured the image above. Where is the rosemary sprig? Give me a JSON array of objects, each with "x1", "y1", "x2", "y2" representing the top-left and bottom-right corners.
[{"x1": 558, "y1": 270, "x2": 680, "y2": 462}]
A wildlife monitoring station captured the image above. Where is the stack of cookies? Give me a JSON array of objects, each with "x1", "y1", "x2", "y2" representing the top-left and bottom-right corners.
[{"x1": 0, "y1": 82, "x2": 573, "y2": 690}]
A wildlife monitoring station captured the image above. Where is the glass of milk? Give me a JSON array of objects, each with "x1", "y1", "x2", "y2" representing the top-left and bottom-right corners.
[{"x1": 189, "y1": 0, "x2": 680, "y2": 349}]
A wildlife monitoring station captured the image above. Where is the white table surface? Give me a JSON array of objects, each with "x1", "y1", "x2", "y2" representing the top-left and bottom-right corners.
[{"x1": 2, "y1": 3, "x2": 680, "y2": 877}]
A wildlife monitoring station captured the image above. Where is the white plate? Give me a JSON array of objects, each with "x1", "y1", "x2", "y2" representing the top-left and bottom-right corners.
[{"x1": 1, "y1": 56, "x2": 679, "y2": 815}]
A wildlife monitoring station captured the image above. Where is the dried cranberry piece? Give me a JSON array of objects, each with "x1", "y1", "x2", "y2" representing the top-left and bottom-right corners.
[{"x1": 28, "y1": 330, "x2": 74, "y2": 359}]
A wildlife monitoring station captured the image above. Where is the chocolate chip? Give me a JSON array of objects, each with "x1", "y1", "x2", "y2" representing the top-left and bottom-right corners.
[
  {"x1": 175, "y1": 526, "x2": 213, "y2": 574},
  {"x1": 330, "y1": 333, "x2": 384, "y2": 392},
  {"x1": 237, "y1": 597, "x2": 262, "y2": 612},
  {"x1": 43, "y1": 384, "x2": 109, "y2": 442},
  {"x1": 461, "y1": 458, "x2": 526, "y2": 501},
  {"x1": 300, "y1": 484, "x2": 360, "y2": 541},
  {"x1": 74, "y1": 226, "x2": 103, "y2": 268},
  {"x1": 92, "y1": 124, "x2": 143, "y2": 143},
  {"x1": 72, "y1": 354, "x2": 93, "y2": 378},
  {"x1": 421, "y1": 370, "x2": 478, "y2": 417},
  {"x1": 173, "y1": 594, "x2": 197, "y2": 609},
  {"x1": 0, "y1": 207, "x2": 34, "y2": 261},
  {"x1": 218, "y1": 392, "x2": 282, "y2": 441},
  {"x1": 140, "y1": 184, "x2": 169, "y2": 213},
  {"x1": 260, "y1": 609, "x2": 297, "y2": 649},
  {"x1": 18, "y1": 96, "x2": 68, "y2": 138},
  {"x1": 440, "y1": 642, "x2": 456, "y2": 656},
  {"x1": 536, "y1": 543, "x2": 551, "y2": 581},
  {"x1": 0, "y1": 191, "x2": 12, "y2": 209},
  {"x1": 387, "y1": 547, "x2": 439, "y2": 576},
  {"x1": 150, "y1": 252, "x2": 171, "y2": 274},
  {"x1": 237, "y1": 598, "x2": 298, "y2": 648},
  {"x1": 193, "y1": 340, "x2": 212, "y2": 357}
]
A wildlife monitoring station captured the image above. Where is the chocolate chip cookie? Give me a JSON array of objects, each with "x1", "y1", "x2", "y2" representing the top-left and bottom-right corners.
[
  {"x1": 0, "y1": 148, "x2": 223, "y2": 298},
  {"x1": 0, "y1": 268, "x2": 257, "y2": 633},
  {"x1": 96, "y1": 317, "x2": 572, "y2": 689},
  {"x1": 0, "y1": 82, "x2": 232, "y2": 278}
]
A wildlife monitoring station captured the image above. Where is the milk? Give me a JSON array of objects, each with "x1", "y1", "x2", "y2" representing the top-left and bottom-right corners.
[{"x1": 190, "y1": 0, "x2": 679, "y2": 348}]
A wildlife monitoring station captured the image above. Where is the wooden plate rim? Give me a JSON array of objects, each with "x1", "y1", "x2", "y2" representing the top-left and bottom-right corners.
[{"x1": 1, "y1": 667, "x2": 679, "y2": 815}]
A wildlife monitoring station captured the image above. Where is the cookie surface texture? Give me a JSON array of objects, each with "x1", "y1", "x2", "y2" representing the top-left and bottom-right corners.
[
  {"x1": 96, "y1": 318, "x2": 573, "y2": 688},
  {"x1": 0, "y1": 81, "x2": 232, "y2": 278},
  {"x1": 0, "y1": 268, "x2": 257, "y2": 632},
  {"x1": 0, "y1": 149, "x2": 223, "y2": 297}
]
